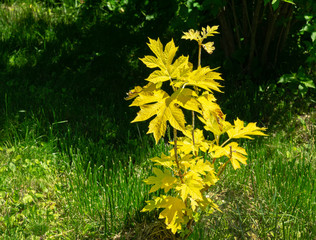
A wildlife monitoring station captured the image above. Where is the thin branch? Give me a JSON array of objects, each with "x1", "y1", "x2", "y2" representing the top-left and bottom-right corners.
[
  {"x1": 231, "y1": 0, "x2": 241, "y2": 49},
  {"x1": 218, "y1": 5, "x2": 235, "y2": 57},
  {"x1": 242, "y1": 0, "x2": 251, "y2": 45},
  {"x1": 173, "y1": 128, "x2": 183, "y2": 183},
  {"x1": 247, "y1": 0, "x2": 263, "y2": 71},
  {"x1": 275, "y1": 3, "x2": 293, "y2": 64},
  {"x1": 191, "y1": 44, "x2": 203, "y2": 157},
  {"x1": 261, "y1": 2, "x2": 281, "y2": 66}
]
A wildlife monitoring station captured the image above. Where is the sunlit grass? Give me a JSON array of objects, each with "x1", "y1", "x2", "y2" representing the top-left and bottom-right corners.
[
  {"x1": 1, "y1": 108, "x2": 314, "y2": 239},
  {"x1": 188, "y1": 113, "x2": 315, "y2": 239},
  {"x1": 0, "y1": 111, "x2": 167, "y2": 239}
]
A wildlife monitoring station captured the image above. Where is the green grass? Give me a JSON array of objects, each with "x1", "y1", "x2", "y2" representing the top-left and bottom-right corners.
[
  {"x1": 0, "y1": 107, "x2": 314, "y2": 239},
  {"x1": 188, "y1": 114, "x2": 315, "y2": 239}
]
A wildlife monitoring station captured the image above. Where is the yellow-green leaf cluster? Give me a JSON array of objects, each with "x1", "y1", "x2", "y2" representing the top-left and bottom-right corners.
[
  {"x1": 127, "y1": 25, "x2": 267, "y2": 235},
  {"x1": 182, "y1": 25, "x2": 219, "y2": 44},
  {"x1": 182, "y1": 25, "x2": 219, "y2": 55},
  {"x1": 141, "y1": 152, "x2": 219, "y2": 232}
]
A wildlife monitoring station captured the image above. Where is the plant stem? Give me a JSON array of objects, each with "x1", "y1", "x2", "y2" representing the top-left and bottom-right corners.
[
  {"x1": 192, "y1": 110, "x2": 196, "y2": 155},
  {"x1": 173, "y1": 128, "x2": 184, "y2": 183},
  {"x1": 220, "y1": 137, "x2": 232, "y2": 148},
  {"x1": 198, "y1": 43, "x2": 202, "y2": 67},
  {"x1": 191, "y1": 43, "x2": 202, "y2": 156},
  {"x1": 217, "y1": 159, "x2": 230, "y2": 177}
]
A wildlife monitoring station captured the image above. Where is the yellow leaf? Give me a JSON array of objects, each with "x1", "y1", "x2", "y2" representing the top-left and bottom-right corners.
[
  {"x1": 125, "y1": 86, "x2": 143, "y2": 100},
  {"x1": 184, "y1": 126, "x2": 209, "y2": 150},
  {"x1": 227, "y1": 118, "x2": 268, "y2": 140},
  {"x1": 140, "y1": 55, "x2": 164, "y2": 69},
  {"x1": 212, "y1": 142, "x2": 248, "y2": 170},
  {"x1": 144, "y1": 168, "x2": 177, "y2": 193},
  {"x1": 190, "y1": 159, "x2": 213, "y2": 176},
  {"x1": 177, "y1": 154, "x2": 195, "y2": 171},
  {"x1": 201, "y1": 25, "x2": 219, "y2": 39},
  {"x1": 176, "y1": 66, "x2": 223, "y2": 93},
  {"x1": 171, "y1": 88, "x2": 201, "y2": 113},
  {"x1": 176, "y1": 137, "x2": 196, "y2": 155},
  {"x1": 126, "y1": 82, "x2": 157, "y2": 102},
  {"x1": 148, "y1": 99, "x2": 186, "y2": 143},
  {"x1": 147, "y1": 38, "x2": 164, "y2": 60},
  {"x1": 139, "y1": 38, "x2": 188, "y2": 87},
  {"x1": 181, "y1": 29, "x2": 201, "y2": 42},
  {"x1": 145, "y1": 69, "x2": 170, "y2": 83},
  {"x1": 158, "y1": 196, "x2": 186, "y2": 234},
  {"x1": 203, "y1": 171, "x2": 218, "y2": 186},
  {"x1": 199, "y1": 114, "x2": 232, "y2": 142},
  {"x1": 131, "y1": 90, "x2": 186, "y2": 143},
  {"x1": 170, "y1": 125, "x2": 212, "y2": 156},
  {"x1": 130, "y1": 89, "x2": 166, "y2": 107},
  {"x1": 168, "y1": 55, "x2": 190, "y2": 79},
  {"x1": 151, "y1": 153, "x2": 175, "y2": 169},
  {"x1": 198, "y1": 92, "x2": 223, "y2": 120},
  {"x1": 176, "y1": 173, "x2": 203, "y2": 201},
  {"x1": 163, "y1": 39, "x2": 178, "y2": 65},
  {"x1": 202, "y1": 41, "x2": 215, "y2": 54},
  {"x1": 141, "y1": 196, "x2": 164, "y2": 212},
  {"x1": 182, "y1": 25, "x2": 219, "y2": 44},
  {"x1": 189, "y1": 198, "x2": 199, "y2": 211}
]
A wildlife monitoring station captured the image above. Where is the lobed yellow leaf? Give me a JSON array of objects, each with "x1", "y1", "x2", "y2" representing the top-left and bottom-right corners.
[
  {"x1": 175, "y1": 66, "x2": 223, "y2": 93},
  {"x1": 181, "y1": 29, "x2": 201, "y2": 42},
  {"x1": 141, "y1": 196, "x2": 164, "y2": 212},
  {"x1": 175, "y1": 137, "x2": 197, "y2": 156},
  {"x1": 147, "y1": 98, "x2": 186, "y2": 143},
  {"x1": 201, "y1": 25, "x2": 219, "y2": 39},
  {"x1": 198, "y1": 92, "x2": 223, "y2": 121},
  {"x1": 147, "y1": 38, "x2": 164, "y2": 60},
  {"x1": 189, "y1": 198, "x2": 199, "y2": 211},
  {"x1": 176, "y1": 172, "x2": 203, "y2": 201},
  {"x1": 202, "y1": 41, "x2": 215, "y2": 54},
  {"x1": 176, "y1": 154, "x2": 195, "y2": 171},
  {"x1": 182, "y1": 25, "x2": 219, "y2": 44},
  {"x1": 145, "y1": 69, "x2": 170, "y2": 84},
  {"x1": 125, "y1": 86, "x2": 143, "y2": 100},
  {"x1": 168, "y1": 55, "x2": 190, "y2": 79},
  {"x1": 199, "y1": 114, "x2": 232, "y2": 142},
  {"x1": 203, "y1": 170, "x2": 218, "y2": 186},
  {"x1": 212, "y1": 142, "x2": 248, "y2": 170},
  {"x1": 163, "y1": 39, "x2": 178, "y2": 66},
  {"x1": 151, "y1": 153, "x2": 175, "y2": 169},
  {"x1": 182, "y1": 126, "x2": 210, "y2": 153},
  {"x1": 171, "y1": 88, "x2": 201, "y2": 113},
  {"x1": 158, "y1": 196, "x2": 186, "y2": 234},
  {"x1": 227, "y1": 118, "x2": 268, "y2": 140},
  {"x1": 139, "y1": 38, "x2": 189, "y2": 87},
  {"x1": 143, "y1": 168, "x2": 177, "y2": 193},
  {"x1": 129, "y1": 89, "x2": 166, "y2": 107},
  {"x1": 190, "y1": 159, "x2": 214, "y2": 176},
  {"x1": 131, "y1": 89, "x2": 187, "y2": 143},
  {"x1": 140, "y1": 55, "x2": 164, "y2": 69}
]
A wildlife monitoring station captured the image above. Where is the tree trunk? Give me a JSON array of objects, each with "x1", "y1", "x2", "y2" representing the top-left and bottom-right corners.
[
  {"x1": 231, "y1": 0, "x2": 241, "y2": 49},
  {"x1": 242, "y1": 0, "x2": 251, "y2": 45},
  {"x1": 247, "y1": 0, "x2": 263, "y2": 72},
  {"x1": 261, "y1": 2, "x2": 281, "y2": 67},
  {"x1": 218, "y1": 5, "x2": 236, "y2": 58}
]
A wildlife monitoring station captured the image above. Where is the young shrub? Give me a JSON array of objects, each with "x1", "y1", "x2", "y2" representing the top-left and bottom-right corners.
[{"x1": 126, "y1": 25, "x2": 267, "y2": 238}]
